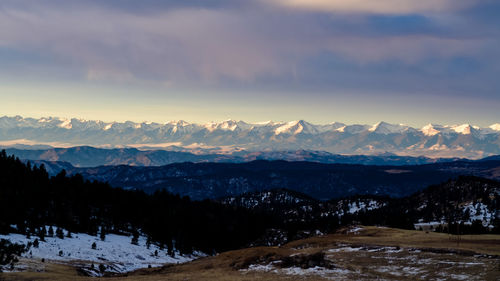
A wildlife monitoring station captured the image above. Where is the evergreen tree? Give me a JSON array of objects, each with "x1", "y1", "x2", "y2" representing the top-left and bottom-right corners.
[
  {"x1": 91, "y1": 242, "x2": 97, "y2": 250},
  {"x1": 100, "y1": 227, "x2": 106, "y2": 241},
  {"x1": 167, "y1": 240, "x2": 174, "y2": 257},
  {"x1": 131, "y1": 232, "x2": 139, "y2": 245},
  {"x1": 39, "y1": 228, "x2": 46, "y2": 242},
  {"x1": 56, "y1": 228, "x2": 64, "y2": 239},
  {"x1": 0, "y1": 239, "x2": 26, "y2": 272}
]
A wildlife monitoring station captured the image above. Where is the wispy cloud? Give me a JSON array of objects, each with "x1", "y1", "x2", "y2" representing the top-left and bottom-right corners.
[{"x1": 265, "y1": 0, "x2": 478, "y2": 14}]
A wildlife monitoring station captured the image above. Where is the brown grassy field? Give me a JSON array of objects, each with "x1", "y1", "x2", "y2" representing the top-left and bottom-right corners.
[{"x1": 2, "y1": 226, "x2": 499, "y2": 281}]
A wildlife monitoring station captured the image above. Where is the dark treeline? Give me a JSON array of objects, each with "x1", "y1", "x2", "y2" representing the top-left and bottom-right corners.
[{"x1": 0, "y1": 150, "x2": 277, "y2": 254}]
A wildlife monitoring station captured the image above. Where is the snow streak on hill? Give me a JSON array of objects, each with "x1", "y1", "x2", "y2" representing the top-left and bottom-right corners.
[{"x1": 1, "y1": 116, "x2": 500, "y2": 158}]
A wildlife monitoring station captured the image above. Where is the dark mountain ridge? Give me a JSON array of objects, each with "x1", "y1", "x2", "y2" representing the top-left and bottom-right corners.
[
  {"x1": 55, "y1": 159, "x2": 500, "y2": 200},
  {"x1": 3, "y1": 146, "x2": 468, "y2": 167}
]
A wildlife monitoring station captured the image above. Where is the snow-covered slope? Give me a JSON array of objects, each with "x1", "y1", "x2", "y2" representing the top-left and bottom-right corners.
[
  {"x1": 0, "y1": 227, "x2": 203, "y2": 276},
  {"x1": 1, "y1": 116, "x2": 499, "y2": 158},
  {"x1": 368, "y1": 122, "x2": 410, "y2": 135}
]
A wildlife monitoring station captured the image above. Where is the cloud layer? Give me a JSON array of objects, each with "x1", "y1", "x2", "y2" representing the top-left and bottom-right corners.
[{"x1": 0, "y1": 0, "x2": 499, "y2": 125}]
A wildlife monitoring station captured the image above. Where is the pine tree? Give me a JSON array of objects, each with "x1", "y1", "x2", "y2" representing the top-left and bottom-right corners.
[
  {"x1": 167, "y1": 240, "x2": 174, "y2": 257},
  {"x1": 100, "y1": 227, "x2": 106, "y2": 241},
  {"x1": 33, "y1": 239, "x2": 39, "y2": 248},
  {"x1": 131, "y1": 232, "x2": 139, "y2": 245},
  {"x1": 56, "y1": 228, "x2": 64, "y2": 239},
  {"x1": 0, "y1": 239, "x2": 27, "y2": 270},
  {"x1": 48, "y1": 226, "x2": 54, "y2": 237},
  {"x1": 39, "y1": 228, "x2": 46, "y2": 242},
  {"x1": 91, "y1": 242, "x2": 97, "y2": 250}
]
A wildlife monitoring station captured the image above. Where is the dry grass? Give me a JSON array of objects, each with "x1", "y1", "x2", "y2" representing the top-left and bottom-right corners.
[
  {"x1": 2, "y1": 226, "x2": 499, "y2": 281},
  {"x1": 286, "y1": 226, "x2": 500, "y2": 256}
]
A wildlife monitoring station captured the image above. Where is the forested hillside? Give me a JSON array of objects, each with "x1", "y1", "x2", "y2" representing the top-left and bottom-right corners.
[
  {"x1": 221, "y1": 177, "x2": 500, "y2": 235},
  {"x1": 0, "y1": 150, "x2": 274, "y2": 255}
]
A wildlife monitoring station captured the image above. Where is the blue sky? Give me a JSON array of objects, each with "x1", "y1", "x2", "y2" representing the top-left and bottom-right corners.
[{"x1": 0, "y1": 0, "x2": 499, "y2": 126}]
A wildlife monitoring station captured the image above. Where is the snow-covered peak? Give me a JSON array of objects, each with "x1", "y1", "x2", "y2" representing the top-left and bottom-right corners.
[
  {"x1": 451, "y1": 124, "x2": 475, "y2": 135},
  {"x1": 341, "y1": 124, "x2": 371, "y2": 134},
  {"x1": 421, "y1": 124, "x2": 441, "y2": 136},
  {"x1": 102, "y1": 121, "x2": 142, "y2": 131},
  {"x1": 490, "y1": 123, "x2": 500, "y2": 131},
  {"x1": 103, "y1": 123, "x2": 114, "y2": 131},
  {"x1": 336, "y1": 126, "x2": 346, "y2": 133},
  {"x1": 38, "y1": 117, "x2": 52, "y2": 123},
  {"x1": 255, "y1": 120, "x2": 281, "y2": 126},
  {"x1": 316, "y1": 122, "x2": 346, "y2": 133},
  {"x1": 368, "y1": 122, "x2": 409, "y2": 134},
  {"x1": 204, "y1": 120, "x2": 250, "y2": 132},
  {"x1": 167, "y1": 120, "x2": 190, "y2": 126},
  {"x1": 274, "y1": 120, "x2": 317, "y2": 135},
  {"x1": 57, "y1": 119, "x2": 72, "y2": 129},
  {"x1": 218, "y1": 120, "x2": 238, "y2": 131}
]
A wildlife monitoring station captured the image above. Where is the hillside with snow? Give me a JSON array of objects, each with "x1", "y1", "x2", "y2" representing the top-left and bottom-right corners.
[
  {"x1": 0, "y1": 227, "x2": 203, "y2": 276},
  {"x1": 1, "y1": 116, "x2": 500, "y2": 158}
]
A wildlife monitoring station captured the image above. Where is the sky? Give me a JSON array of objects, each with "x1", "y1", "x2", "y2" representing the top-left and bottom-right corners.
[{"x1": 0, "y1": 0, "x2": 499, "y2": 127}]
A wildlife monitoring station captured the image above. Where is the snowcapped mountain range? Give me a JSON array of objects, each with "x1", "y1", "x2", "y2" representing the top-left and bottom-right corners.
[{"x1": 1, "y1": 116, "x2": 499, "y2": 158}]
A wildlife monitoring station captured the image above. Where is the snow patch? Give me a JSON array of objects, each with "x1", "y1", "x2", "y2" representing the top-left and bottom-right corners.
[
  {"x1": 462, "y1": 202, "x2": 494, "y2": 227},
  {"x1": 243, "y1": 263, "x2": 351, "y2": 278},
  {"x1": 0, "y1": 229, "x2": 203, "y2": 274}
]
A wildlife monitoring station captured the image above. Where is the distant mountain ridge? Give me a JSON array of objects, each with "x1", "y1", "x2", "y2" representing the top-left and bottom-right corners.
[
  {"x1": 1, "y1": 116, "x2": 500, "y2": 158},
  {"x1": 3, "y1": 146, "x2": 466, "y2": 167}
]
